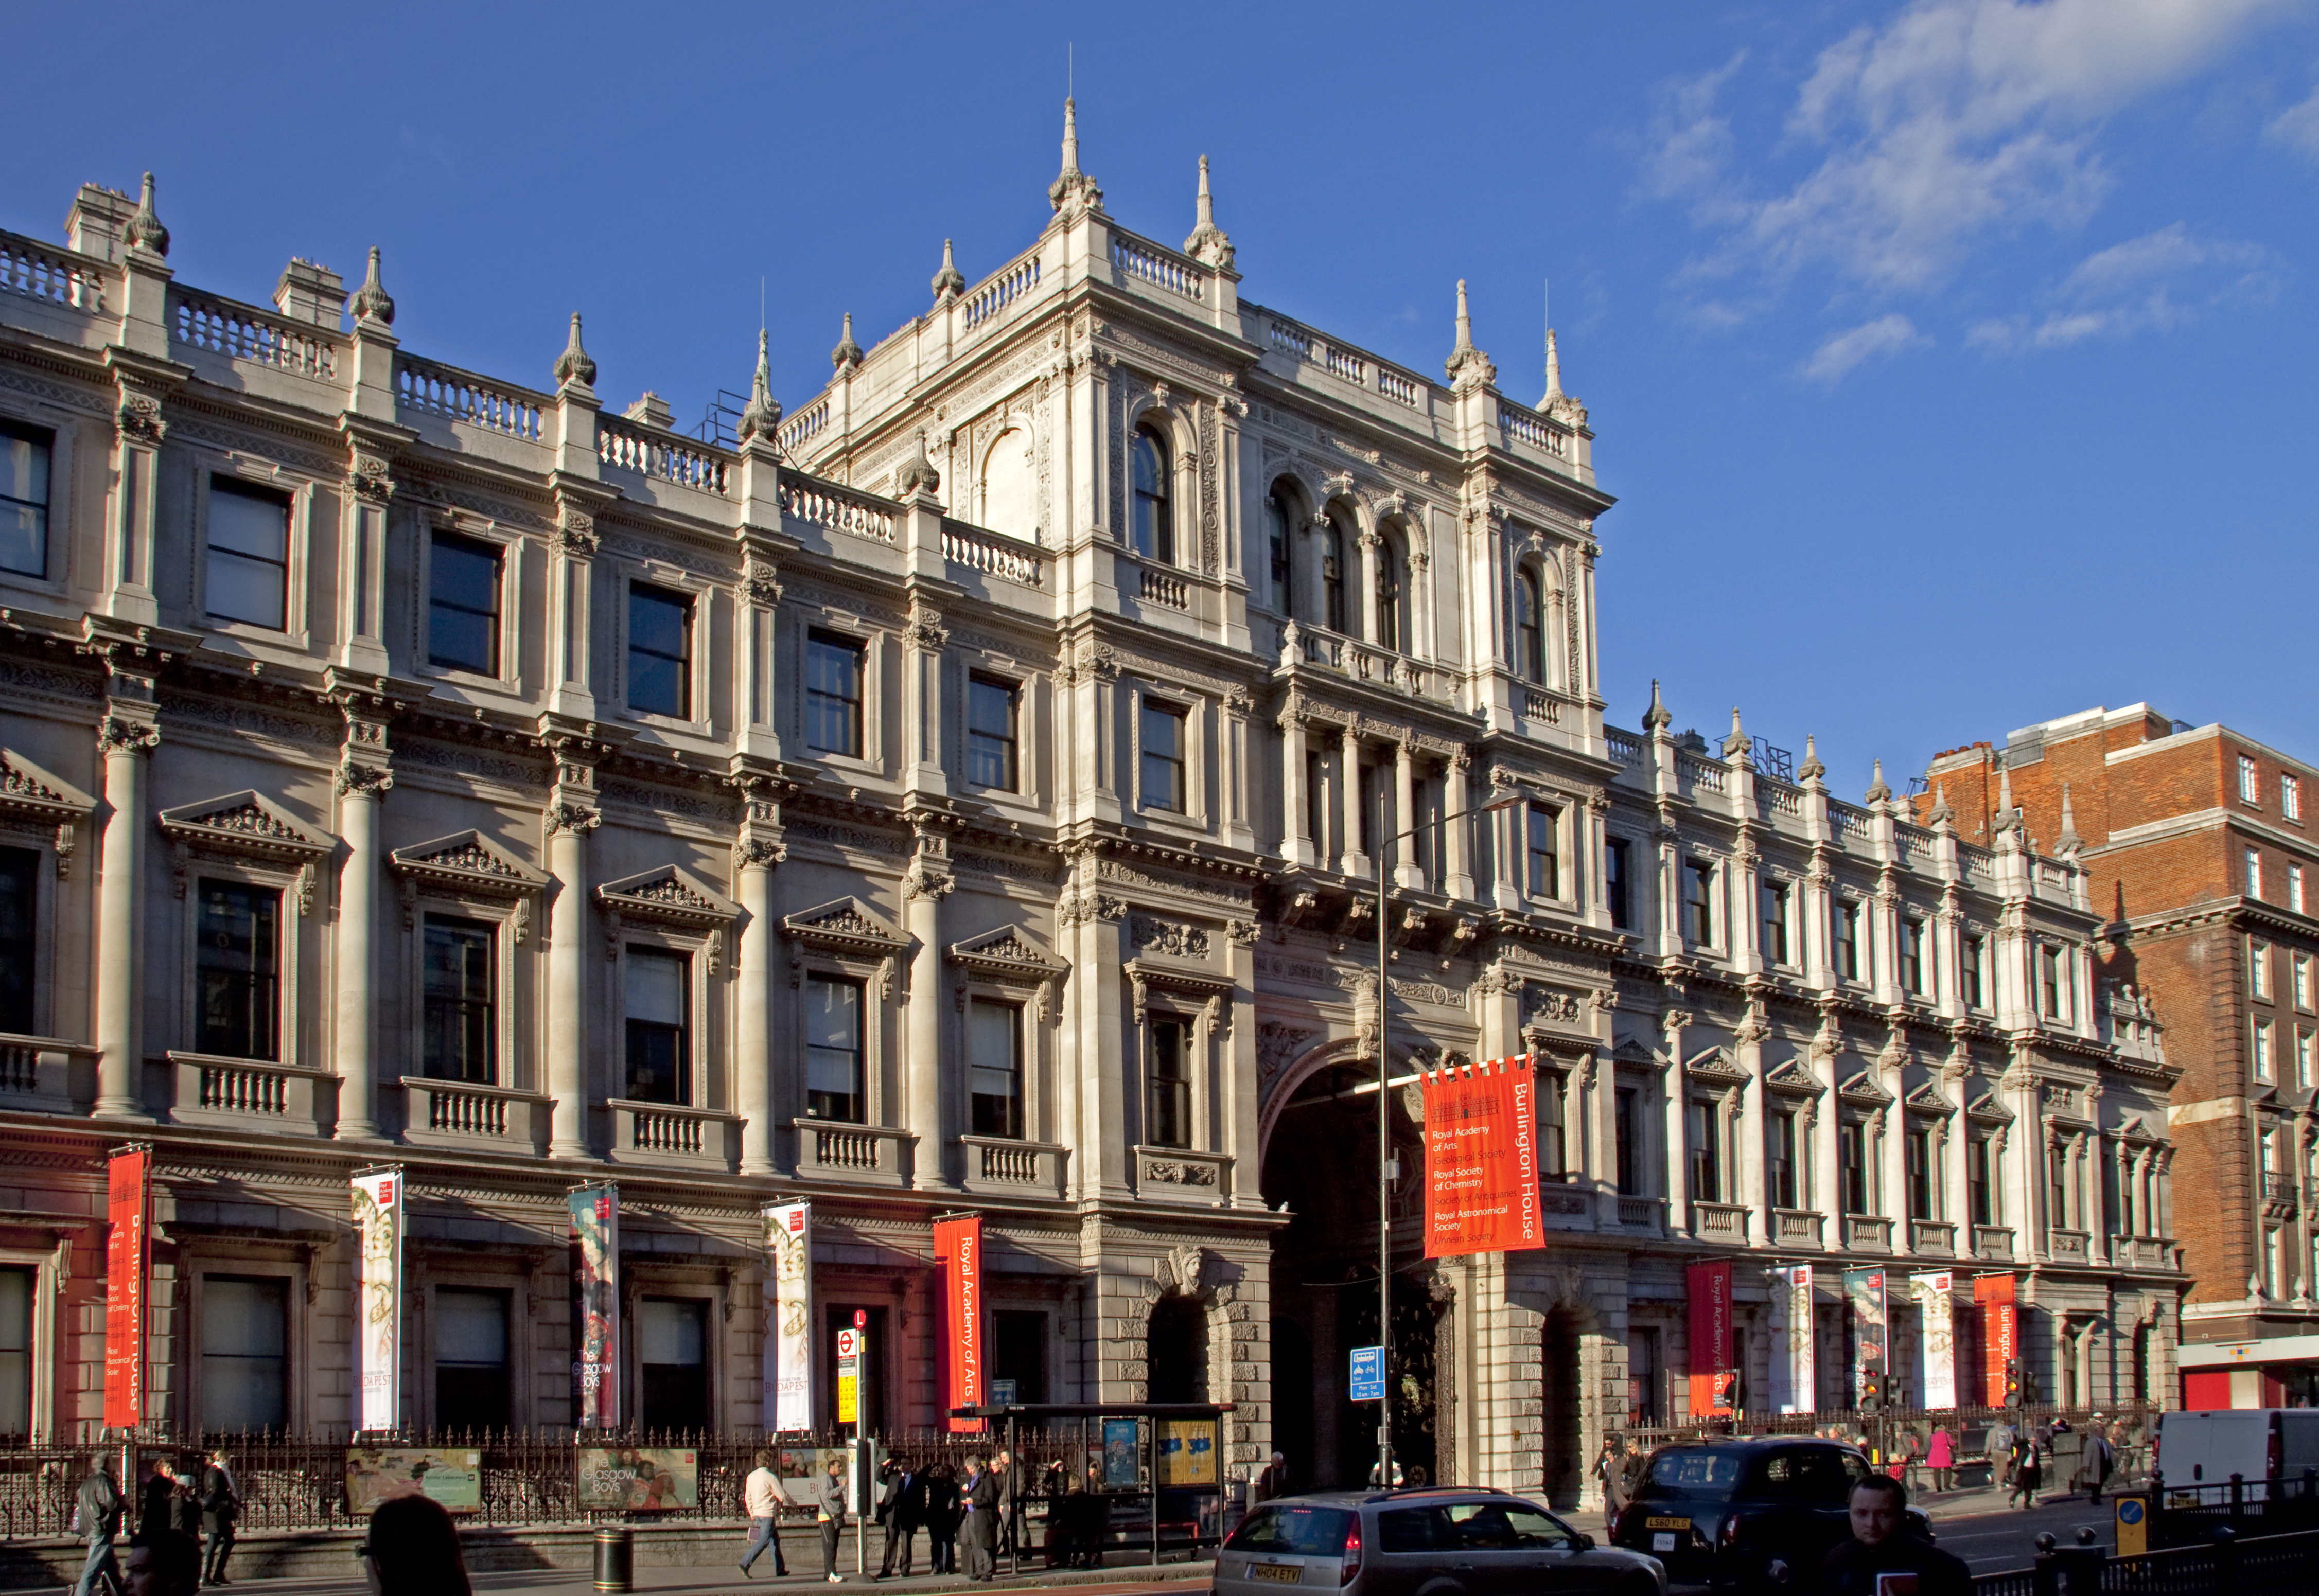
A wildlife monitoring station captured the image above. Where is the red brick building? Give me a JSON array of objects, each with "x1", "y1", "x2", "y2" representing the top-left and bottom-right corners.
[{"x1": 1918, "y1": 706, "x2": 2319, "y2": 1407}]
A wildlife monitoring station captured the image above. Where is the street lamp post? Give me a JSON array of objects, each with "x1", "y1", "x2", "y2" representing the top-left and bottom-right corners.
[{"x1": 1374, "y1": 792, "x2": 1523, "y2": 1489}]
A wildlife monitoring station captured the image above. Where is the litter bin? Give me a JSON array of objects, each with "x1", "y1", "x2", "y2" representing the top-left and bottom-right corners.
[{"x1": 593, "y1": 1526, "x2": 634, "y2": 1593}]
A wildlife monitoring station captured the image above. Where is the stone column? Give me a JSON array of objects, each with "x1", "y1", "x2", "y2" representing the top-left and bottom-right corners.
[
  {"x1": 1661, "y1": 1010, "x2": 1692, "y2": 1234},
  {"x1": 733, "y1": 792, "x2": 785, "y2": 1176},
  {"x1": 1811, "y1": 1021, "x2": 1845, "y2": 1248},
  {"x1": 332, "y1": 754, "x2": 392, "y2": 1141},
  {"x1": 546, "y1": 778, "x2": 599, "y2": 1160},
  {"x1": 904, "y1": 832, "x2": 953, "y2": 1190},
  {"x1": 1944, "y1": 1058, "x2": 1974, "y2": 1249},
  {"x1": 93, "y1": 713, "x2": 158, "y2": 1119},
  {"x1": 1393, "y1": 738, "x2": 1422, "y2": 890},
  {"x1": 1221, "y1": 687, "x2": 1255, "y2": 853},
  {"x1": 1339, "y1": 726, "x2": 1369, "y2": 878},
  {"x1": 1445, "y1": 748, "x2": 1475, "y2": 901},
  {"x1": 1356, "y1": 530, "x2": 1380, "y2": 643},
  {"x1": 1303, "y1": 515, "x2": 1328, "y2": 628},
  {"x1": 1280, "y1": 702, "x2": 1314, "y2": 868},
  {"x1": 1735, "y1": 1004, "x2": 1768, "y2": 1244}
]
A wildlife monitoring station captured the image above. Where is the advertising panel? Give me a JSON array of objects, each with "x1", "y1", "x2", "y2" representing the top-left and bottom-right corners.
[
  {"x1": 345, "y1": 1447, "x2": 482, "y2": 1514},
  {"x1": 1686, "y1": 1258, "x2": 1734, "y2": 1416},
  {"x1": 763, "y1": 1201, "x2": 813, "y2": 1433},
  {"x1": 1159, "y1": 1420, "x2": 1217, "y2": 1486},
  {"x1": 1770, "y1": 1264, "x2": 1816, "y2": 1414},
  {"x1": 1846, "y1": 1268, "x2": 1888, "y2": 1405},
  {"x1": 350, "y1": 1169, "x2": 404, "y2": 1435},
  {"x1": 1974, "y1": 1273, "x2": 2017, "y2": 1407},
  {"x1": 935, "y1": 1214, "x2": 984, "y2": 1433},
  {"x1": 1420, "y1": 1055, "x2": 1542, "y2": 1257},
  {"x1": 1912, "y1": 1271, "x2": 1957, "y2": 1410},
  {"x1": 1101, "y1": 1419, "x2": 1141, "y2": 1487},
  {"x1": 103, "y1": 1146, "x2": 150, "y2": 1430},
  {"x1": 569, "y1": 1184, "x2": 619, "y2": 1430},
  {"x1": 574, "y1": 1447, "x2": 698, "y2": 1511}
]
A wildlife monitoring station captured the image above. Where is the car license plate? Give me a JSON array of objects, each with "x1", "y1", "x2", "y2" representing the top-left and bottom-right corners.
[
  {"x1": 1652, "y1": 1532, "x2": 1676, "y2": 1552},
  {"x1": 1253, "y1": 1564, "x2": 1303, "y2": 1584},
  {"x1": 1646, "y1": 1517, "x2": 1690, "y2": 1530}
]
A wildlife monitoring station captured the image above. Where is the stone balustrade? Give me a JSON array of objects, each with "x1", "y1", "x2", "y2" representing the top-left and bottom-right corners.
[
  {"x1": 959, "y1": 1136, "x2": 1069, "y2": 1200},
  {"x1": 792, "y1": 1118, "x2": 914, "y2": 1188}
]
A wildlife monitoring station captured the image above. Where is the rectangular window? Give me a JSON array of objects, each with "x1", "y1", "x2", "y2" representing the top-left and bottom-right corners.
[
  {"x1": 1969, "y1": 1136, "x2": 1994, "y2": 1228},
  {"x1": 1147, "y1": 1017, "x2": 1192, "y2": 1148},
  {"x1": 2254, "y1": 1016, "x2": 2275, "y2": 1083},
  {"x1": 0, "y1": 845, "x2": 36, "y2": 1036},
  {"x1": 205, "y1": 478, "x2": 291, "y2": 629},
  {"x1": 1526, "y1": 804, "x2": 1559, "y2": 899},
  {"x1": 623, "y1": 947, "x2": 690, "y2": 1104},
  {"x1": 1907, "y1": 1127, "x2": 1933, "y2": 1220},
  {"x1": 2049, "y1": 1143, "x2": 2071, "y2": 1229},
  {"x1": 1684, "y1": 860, "x2": 1716, "y2": 947},
  {"x1": 804, "y1": 973, "x2": 864, "y2": 1122},
  {"x1": 1305, "y1": 752, "x2": 1326, "y2": 853},
  {"x1": 968, "y1": 997, "x2": 1024, "y2": 1140},
  {"x1": 1963, "y1": 934, "x2": 1986, "y2": 1009},
  {"x1": 2287, "y1": 774, "x2": 2304, "y2": 822},
  {"x1": 638, "y1": 1296, "x2": 709, "y2": 1433},
  {"x1": 804, "y1": 631, "x2": 865, "y2": 757},
  {"x1": 420, "y1": 917, "x2": 495, "y2": 1084},
  {"x1": 433, "y1": 1286, "x2": 510, "y2": 1430},
  {"x1": 2296, "y1": 955, "x2": 2310, "y2": 1011},
  {"x1": 1840, "y1": 1121, "x2": 1869, "y2": 1214},
  {"x1": 1628, "y1": 1326, "x2": 1662, "y2": 1426},
  {"x1": 1614, "y1": 1085, "x2": 1641, "y2": 1196},
  {"x1": 2298, "y1": 1025, "x2": 2315, "y2": 1089},
  {"x1": 965, "y1": 675, "x2": 1020, "y2": 792},
  {"x1": 1139, "y1": 702, "x2": 1187, "y2": 814},
  {"x1": 427, "y1": 532, "x2": 502, "y2": 675},
  {"x1": 1902, "y1": 917, "x2": 1926, "y2": 995},
  {"x1": 2253, "y1": 941, "x2": 2272, "y2": 1000},
  {"x1": 2295, "y1": 865, "x2": 2308, "y2": 916},
  {"x1": 1605, "y1": 839, "x2": 1631, "y2": 930},
  {"x1": 1770, "y1": 1110, "x2": 1798, "y2": 1209},
  {"x1": 202, "y1": 1275, "x2": 287, "y2": 1432},
  {"x1": 993, "y1": 1309, "x2": 1050, "y2": 1406},
  {"x1": 1836, "y1": 901, "x2": 1861, "y2": 982},
  {"x1": 0, "y1": 1266, "x2": 27, "y2": 1437},
  {"x1": 1687, "y1": 1099, "x2": 1720, "y2": 1202},
  {"x1": 0, "y1": 419, "x2": 51, "y2": 579},
  {"x1": 1760, "y1": 882, "x2": 1790, "y2": 966},
  {"x1": 196, "y1": 881, "x2": 280, "y2": 1060},
  {"x1": 2241, "y1": 755, "x2": 2261, "y2": 803},
  {"x1": 2248, "y1": 847, "x2": 2265, "y2": 901},
  {"x1": 2039, "y1": 944, "x2": 2064, "y2": 1019},
  {"x1": 626, "y1": 583, "x2": 693, "y2": 718}
]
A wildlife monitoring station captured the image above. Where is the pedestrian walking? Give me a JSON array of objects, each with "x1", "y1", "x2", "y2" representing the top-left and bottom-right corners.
[
  {"x1": 924, "y1": 1465, "x2": 961, "y2": 1574},
  {"x1": 2075, "y1": 1417, "x2": 2114, "y2": 1504},
  {"x1": 813, "y1": 1455, "x2": 849, "y2": 1583},
  {"x1": 992, "y1": 1449, "x2": 1016, "y2": 1563},
  {"x1": 169, "y1": 1464, "x2": 202, "y2": 1544},
  {"x1": 1926, "y1": 1426, "x2": 1955, "y2": 1493},
  {"x1": 1987, "y1": 1418, "x2": 2017, "y2": 1491},
  {"x1": 72, "y1": 1456, "x2": 124, "y2": 1596},
  {"x1": 959, "y1": 1455, "x2": 998, "y2": 1580},
  {"x1": 739, "y1": 1448, "x2": 791, "y2": 1579},
  {"x1": 136, "y1": 1461, "x2": 178, "y2": 1543},
  {"x1": 359, "y1": 1493, "x2": 473, "y2": 1596},
  {"x1": 197, "y1": 1450, "x2": 239, "y2": 1588},
  {"x1": 1251, "y1": 1451, "x2": 1288, "y2": 1505},
  {"x1": 2007, "y1": 1433, "x2": 2042, "y2": 1510},
  {"x1": 875, "y1": 1456, "x2": 926, "y2": 1579},
  {"x1": 1594, "y1": 1437, "x2": 1629, "y2": 1519}
]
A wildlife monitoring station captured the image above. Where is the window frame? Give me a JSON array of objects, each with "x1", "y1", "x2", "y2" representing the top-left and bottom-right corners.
[
  {"x1": 191, "y1": 876, "x2": 287, "y2": 1063},
  {"x1": 967, "y1": 994, "x2": 1027, "y2": 1141},
  {"x1": 1137, "y1": 696, "x2": 1192, "y2": 817},
  {"x1": 1525, "y1": 802, "x2": 1561, "y2": 902},
  {"x1": 803, "y1": 626, "x2": 870, "y2": 762},
  {"x1": 1145, "y1": 1011, "x2": 1195, "y2": 1150},
  {"x1": 419, "y1": 913, "x2": 499, "y2": 1086},
  {"x1": 1513, "y1": 568, "x2": 1544, "y2": 685},
  {"x1": 623, "y1": 576, "x2": 698, "y2": 723},
  {"x1": 0, "y1": 844, "x2": 41, "y2": 1038},
  {"x1": 1374, "y1": 527, "x2": 1407, "y2": 652},
  {"x1": 1770, "y1": 1108, "x2": 1799, "y2": 1209},
  {"x1": 1901, "y1": 916, "x2": 1927, "y2": 996},
  {"x1": 1264, "y1": 483, "x2": 1297, "y2": 617},
  {"x1": 189, "y1": 1260, "x2": 304, "y2": 1435},
  {"x1": 1321, "y1": 513, "x2": 1349, "y2": 633},
  {"x1": 619, "y1": 943, "x2": 693, "y2": 1106},
  {"x1": 2293, "y1": 864, "x2": 2307, "y2": 916},
  {"x1": 1840, "y1": 1119, "x2": 1871, "y2": 1215},
  {"x1": 2248, "y1": 846, "x2": 2265, "y2": 901},
  {"x1": 200, "y1": 471, "x2": 305, "y2": 639},
  {"x1": 1760, "y1": 879, "x2": 1792, "y2": 967},
  {"x1": 1683, "y1": 859, "x2": 1718, "y2": 949},
  {"x1": 1961, "y1": 933, "x2": 1987, "y2": 1010},
  {"x1": 2241, "y1": 754, "x2": 2261, "y2": 804},
  {"x1": 1969, "y1": 1133, "x2": 1996, "y2": 1228},
  {"x1": 2252, "y1": 939, "x2": 2273, "y2": 1001},
  {"x1": 1835, "y1": 898, "x2": 1863, "y2": 983},
  {"x1": 423, "y1": 526, "x2": 510, "y2": 681},
  {"x1": 0, "y1": 415, "x2": 56, "y2": 583},
  {"x1": 2254, "y1": 1015, "x2": 2275, "y2": 1084},
  {"x1": 1604, "y1": 837, "x2": 1632, "y2": 931},
  {"x1": 964, "y1": 672, "x2": 1022, "y2": 794},
  {"x1": 803, "y1": 969, "x2": 870, "y2": 1125},
  {"x1": 1687, "y1": 1097, "x2": 1722, "y2": 1203},
  {"x1": 429, "y1": 1281, "x2": 517, "y2": 1431},
  {"x1": 1130, "y1": 427, "x2": 1174, "y2": 565},
  {"x1": 2286, "y1": 773, "x2": 2303, "y2": 823}
]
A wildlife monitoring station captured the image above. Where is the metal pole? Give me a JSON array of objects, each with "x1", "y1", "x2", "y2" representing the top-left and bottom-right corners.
[{"x1": 1377, "y1": 843, "x2": 1392, "y2": 1493}]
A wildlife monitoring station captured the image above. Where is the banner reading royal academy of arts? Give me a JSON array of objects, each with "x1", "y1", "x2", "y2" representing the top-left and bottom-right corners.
[
  {"x1": 1975, "y1": 1272, "x2": 2017, "y2": 1407},
  {"x1": 1769, "y1": 1264, "x2": 1816, "y2": 1414},
  {"x1": 1420, "y1": 1054, "x2": 1542, "y2": 1258},
  {"x1": 103, "y1": 1146, "x2": 151, "y2": 1430},
  {"x1": 935, "y1": 1214, "x2": 984, "y2": 1433},
  {"x1": 1686, "y1": 1259, "x2": 1734, "y2": 1416},
  {"x1": 351, "y1": 1169, "x2": 405, "y2": 1434},
  {"x1": 762, "y1": 1202, "x2": 813, "y2": 1434},
  {"x1": 1846, "y1": 1267, "x2": 1888, "y2": 1406},
  {"x1": 1912, "y1": 1271, "x2": 1957, "y2": 1411},
  {"x1": 569, "y1": 1184, "x2": 620, "y2": 1430}
]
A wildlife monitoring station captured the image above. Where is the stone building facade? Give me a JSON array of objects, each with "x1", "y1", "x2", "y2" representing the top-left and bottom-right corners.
[
  {"x1": 0, "y1": 116, "x2": 2181, "y2": 1497},
  {"x1": 1920, "y1": 706, "x2": 2319, "y2": 1408}
]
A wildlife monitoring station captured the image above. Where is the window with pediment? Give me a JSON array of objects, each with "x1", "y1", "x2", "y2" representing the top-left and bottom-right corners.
[
  {"x1": 390, "y1": 830, "x2": 547, "y2": 1093},
  {"x1": 598, "y1": 866, "x2": 741, "y2": 1112},
  {"x1": 159, "y1": 791, "x2": 333, "y2": 1069}
]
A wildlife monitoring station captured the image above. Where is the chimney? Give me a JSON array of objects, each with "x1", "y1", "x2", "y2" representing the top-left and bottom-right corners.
[
  {"x1": 273, "y1": 258, "x2": 346, "y2": 326},
  {"x1": 624, "y1": 392, "x2": 674, "y2": 430},
  {"x1": 65, "y1": 184, "x2": 137, "y2": 263}
]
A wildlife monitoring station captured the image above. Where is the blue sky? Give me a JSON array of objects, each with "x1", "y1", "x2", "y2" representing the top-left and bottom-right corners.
[{"x1": 8, "y1": 1, "x2": 2316, "y2": 789}]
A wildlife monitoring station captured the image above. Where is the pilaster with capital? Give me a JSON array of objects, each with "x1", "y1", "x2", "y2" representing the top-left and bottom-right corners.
[
  {"x1": 1277, "y1": 697, "x2": 1314, "y2": 869},
  {"x1": 331, "y1": 729, "x2": 393, "y2": 1141},
  {"x1": 1338, "y1": 725, "x2": 1369, "y2": 879},
  {"x1": 1393, "y1": 736, "x2": 1422, "y2": 890},
  {"x1": 547, "y1": 498, "x2": 601, "y2": 721},
  {"x1": 93, "y1": 710, "x2": 160, "y2": 1118},
  {"x1": 731, "y1": 778, "x2": 786, "y2": 1174},
  {"x1": 902, "y1": 826, "x2": 954, "y2": 1189},
  {"x1": 543, "y1": 751, "x2": 601, "y2": 1158},
  {"x1": 903, "y1": 602, "x2": 949, "y2": 799},
  {"x1": 1660, "y1": 1009, "x2": 1694, "y2": 1235},
  {"x1": 1220, "y1": 685, "x2": 1255, "y2": 853},
  {"x1": 1444, "y1": 747, "x2": 1476, "y2": 901}
]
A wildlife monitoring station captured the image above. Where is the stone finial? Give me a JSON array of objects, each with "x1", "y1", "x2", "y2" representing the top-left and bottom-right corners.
[
  {"x1": 124, "y1": 171, "x2": 169, "y2": 258},
  {"x1": 1183, "y1": 154, "x2": 1235, "y2": 269},
  {"x1": 1721, "y1": 706, "x2": 1749, "y2": 760},
  {"x1": 1048, "y1": 97, "x2": 1104, "y2": 216},
  {"x1": 1544, "y1": 327, "x2": 1562, "y2": 402},
  {"x1": 1798, "y1": 734, "x2": 1827, "y2": 783},
  {"x1": 1641, "y1": 678, "x2": 1672, "y2": 733},
  {"x1": 553, "y1": 312, "x2": 596, "y2": 389},
  {"x1": 2057, "y1": 782, "x2": 2083, "y2": 855},
  {"x1": 1865, "y1": 759, "x2": 1893, "y2": 803},
  {"x1": 1927, "y1": 782, "x2": 1955, "y2": 827},
  {"x1": 738, "y1": 328, "x2": 783, "y2": 445},
  {"x1": 930, "y1": 238, "x2": 965, "y2": 303},
  {"x1": 351, "y1": 246, "x2": 395, "y2": 328},
  {"x1": 1994, "y1": 762, "x2": 2022, "y2": 837},
  {"x1": 895, "y1": 431, "x2": 941, "y2": 501},
  {"x1": 1444, "y1": 279, "x2": 1496, "y2": 389},
  {"x1": 831, "y1": 312, "x2": 864, "y2": 374}
]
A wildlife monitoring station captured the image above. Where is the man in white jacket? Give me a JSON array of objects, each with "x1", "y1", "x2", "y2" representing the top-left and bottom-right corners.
[{"x1": 739, "y1": 1450, "x2": 792, "y2": 1579}]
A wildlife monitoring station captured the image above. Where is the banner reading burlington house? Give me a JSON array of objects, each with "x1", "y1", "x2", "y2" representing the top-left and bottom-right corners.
[
  {"x1": 935, "y1": 1215, "x2": 983, "y2": 1433},
  {"x1": 1420, "y1": 1055, "x2": 1542, "y2": 1257},
  {"x1": 351, "y1": 1169, "x2": 405, "y2": 1434},
  {"x1": 1975, "y1": 1273, "x2": 2016, "y2": 1406},
  {"x1": 103, "y1": 1146, "x2": 150, "y2": 1429},
  {"x1": 763, "y1": 1202, "x2": 813, "y2": 1434},
  {"x1": 569, "y1": 1184, "x2": 619, "y2": 1429}
]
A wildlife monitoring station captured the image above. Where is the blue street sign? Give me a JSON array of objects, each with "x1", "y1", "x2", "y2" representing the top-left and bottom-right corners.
[
  {"x1": 1349, "y1": 1345, "x2": 1386, "y2": 1403},
  {"x1": 988, "y1": 1378, "x2": 1018, "y2": 1406}
]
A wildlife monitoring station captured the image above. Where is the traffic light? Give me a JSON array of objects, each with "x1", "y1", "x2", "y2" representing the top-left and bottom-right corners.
[
  {"x1": 1859, "y1": 1372, "x2": 1883, "y2": 1411},
  {"x1": 2004, "y1": 1359, "x2": 2022, "y2": 1408}
]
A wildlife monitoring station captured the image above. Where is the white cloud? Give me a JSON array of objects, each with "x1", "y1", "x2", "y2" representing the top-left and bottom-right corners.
[
  {"x1": 1966, "y1": 222, "x2": 2276, "y2": 349},
  {"x1": 2269, "y1": 83, "x2": 2319, "y2": 159},
  {"x1": 1801, "y1": 314, "x2": 1930, "y2": 382},
  {"x1": 1645, "y1": 0, "x2": 2292, "y2": 294}
]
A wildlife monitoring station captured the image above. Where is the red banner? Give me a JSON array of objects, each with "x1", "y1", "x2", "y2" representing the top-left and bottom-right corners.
[
  {"x1": 1421, "y1": 1055, "x2": 1542, "y2": 1257},
  {"x1": 1974, "y1": 1273, "x2": 2016, "y2": 1406},
  {"x1": 1687, "y1": 1259, "x2": 1734, "y2": 1417},
  {"x1": 935, "y1": 1215, "x2": 984, "y2": 1433},
  {"x1": 104, "y1": 1147, "x2": 150, "y2": 1430}
]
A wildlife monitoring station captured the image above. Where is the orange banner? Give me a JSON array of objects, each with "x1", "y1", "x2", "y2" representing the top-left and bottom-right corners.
[
  {"x1": 104, "y1": 1147, "x2": 150, "y2": 1430},
  {"x1": 935, "y1": 1215, "x2": 985, "y2": 1433},
  {"x1": 1974, "y1": 1273, "x2": 2016, "y2": 1407},
  {"x1": 1421, "y1": 1056, "x2": 1542, "y2": 1257},
  {"x1": 1688, "y1": 1260, "x2": 1734, "y2": 1417}
]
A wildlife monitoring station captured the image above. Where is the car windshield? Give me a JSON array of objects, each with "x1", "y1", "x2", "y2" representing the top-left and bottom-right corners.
[
  {"x1": 1380, "y1": 1502, "x2": 1575, "y2": 1553},
  {"x1": 1227, "y1": 1505, "x2": 1355, "y2": 1556},
  {"x1": 1640, "y1": 1448, "x2": 1746, "y2": 1497}
]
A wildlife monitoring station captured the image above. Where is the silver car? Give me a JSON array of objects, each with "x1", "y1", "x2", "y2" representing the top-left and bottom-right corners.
[{"x1": 1215, "y1": 1488, "x2": 1666, "y2": 1596}]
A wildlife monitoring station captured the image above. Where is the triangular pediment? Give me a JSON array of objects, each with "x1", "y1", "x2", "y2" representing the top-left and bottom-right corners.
[
  {"x1": 1839, "y1": 1069, "x2": 1893, "y2": 1106},
  {"x1": 1904, "y1": 1077, "x2": 1954, "y2": 1112},
  {"x1": 1965, "y1": 1083, "x2": 2012, "y2": 1123},
  {"x1": 0, "y1": 748, "x2": 93, "y2": 820},
  {"x1": 390, "y1": 829, "x2": 547, "y2": 894},
  {"x1": 947, "y1": 926, "x2": 1065, "y2": 975},
  {"x1": 1685, "y1": 1045, "x2": 1748, "y2": 1084},
  {"x1": 1765, "y1": 1057, "x2": 1821, "y2": 1096},
  {"x1": 782, "y1": 896, "x2": 906, "y2": 953},
  {"x1": 157, "y1": 789, "x2": 332, "y2": 859},
  {"x1": 596, "y1": 864, "x2": 740, "y2": 925},
  {"x1": 1612, "y1": 1036, "x2": 1659, "y2": 1066}
]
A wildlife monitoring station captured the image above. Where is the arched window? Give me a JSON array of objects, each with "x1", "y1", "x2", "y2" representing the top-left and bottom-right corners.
[
  {"x1": 1322, "y1": 512, "x2": 1349, "y2": 633},
  {"x1": 1375, "y1": 530, "x2": 1406, "y2": 652},
  {"x1": 1131, "y1": 428, "x2": 1172, "y2": 563},
  {"x1": 1514, "y1": 569, "x2": 1543, "y2": 684},
  {"x1": 1266, "y1": 483, "x2": 1296, "y2": 616}
]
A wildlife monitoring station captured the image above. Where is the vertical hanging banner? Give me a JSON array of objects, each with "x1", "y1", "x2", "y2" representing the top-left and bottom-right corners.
[
  {"x1": 1912, "y1": 1271, "x2": 1957, "y2": 1410},
  {"x1": 1974, "y1": 1273, "x2": 2017, "y2": 1406},
  {"x1": 763, "y1": 1201, "x2": 814, "y2": 1434},
  {"x1": 1769, "y1": 1264, "x2": 1816, "y2": 1414},
  {"x1": 1685, "y1": 1259, "x2": 1733, "y2": 1416},
  {"x1": 569, "y1": 1183, "x2": 620, "y2": 1430},
  {"x1": 350, "y1": 1169, "x2": 405, "y2": 1434},
  {"x1": 935, "y1": 1215, "x2": 984, "y2": 1433},
  {"x1": 1421, "y1": 1055, "x2": 1542, "y2": 1257},
  {"x1": 103, "y1": 1146, "x2": 151, "y2": 1430},
  {"x1": 1846, "y1": 1268, "x2": 1887, "y2": 1405}
]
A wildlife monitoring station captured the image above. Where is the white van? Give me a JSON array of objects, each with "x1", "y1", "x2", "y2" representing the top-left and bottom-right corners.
[{"x1": 2154, "y1": 1409, "x2": 2319, "y2": 1490}]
